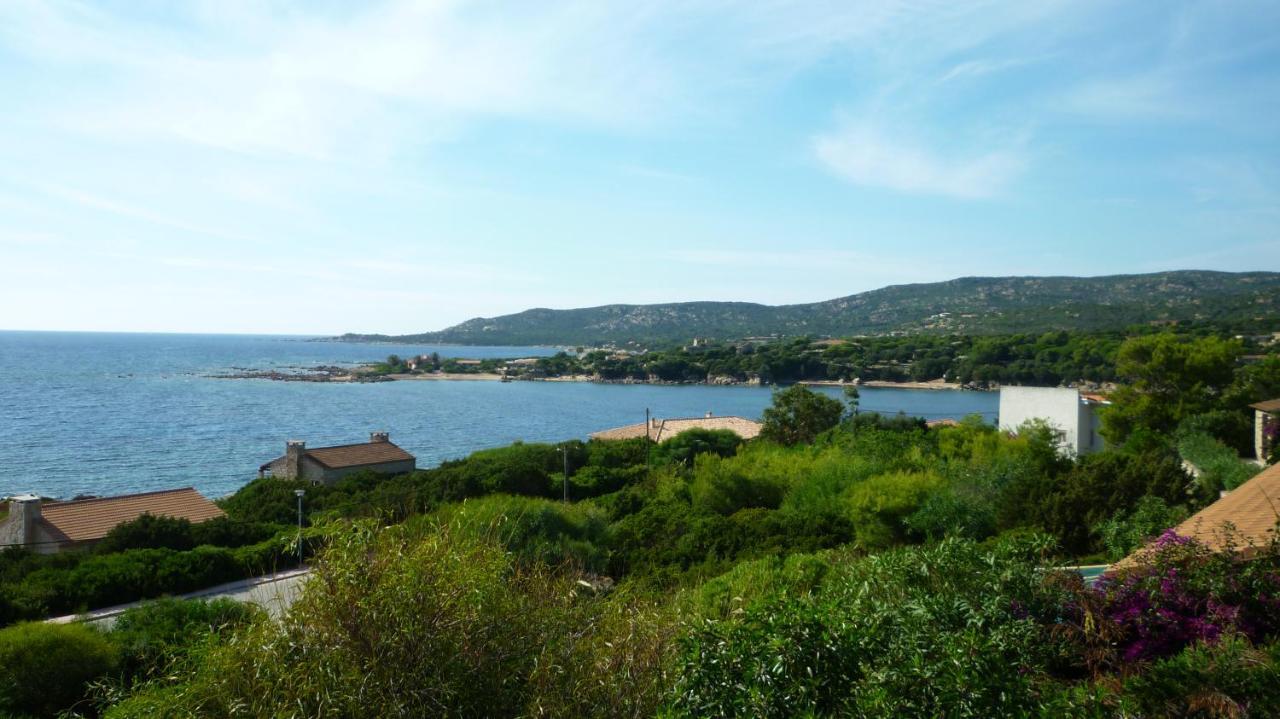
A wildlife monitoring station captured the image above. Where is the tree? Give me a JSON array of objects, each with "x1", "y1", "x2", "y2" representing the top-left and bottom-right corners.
[
  {"x1": 760, "y1": 385, "x2": 844, "y2": 446},
  {"x1": 1099, "y1": 334, "x2": 1242, "y2": 446},
  {"x1": 842, "y1": 384, "x2": 860, "y2": 415}
]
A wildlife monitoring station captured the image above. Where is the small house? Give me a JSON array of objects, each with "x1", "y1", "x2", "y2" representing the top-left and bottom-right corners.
[
  {"x1": 259, "y1": 432, "x2": 416, "y2": 485},
  {"x1": 0, "y1": 487, "x2": 225, "y2": 554}
]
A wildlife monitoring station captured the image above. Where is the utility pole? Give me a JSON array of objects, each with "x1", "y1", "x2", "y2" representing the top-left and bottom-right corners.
[
  {"x1": 645, "y1": 408, "x2": 651, "y2": 474},
  {"x1": 558, "y1": 445, "x2": 569, "y2": 502},
  {"x1": 294, "y1": 488, "x2": 306, "y2": 564}
]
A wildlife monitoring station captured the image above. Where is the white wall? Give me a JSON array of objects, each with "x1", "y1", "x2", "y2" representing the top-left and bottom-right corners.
[{"x1": 999, "y1": 386, "x2": 1093, "y2": 455}]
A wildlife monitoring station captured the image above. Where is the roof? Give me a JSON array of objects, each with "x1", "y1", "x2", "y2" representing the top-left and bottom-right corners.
[
  {"x1": 303, "y1": 441, "x2": 415, "y2": 469},
  {"x1": 1250, "y1": 398, "x2": 1280, "y2": 413},
  {"x1": 1119, "y1": 461, "x2": 1280, "y2": 568},
  {"x1": 1080, "y1": 392, "x2": 1111, "y2": 405},
  {"x1": 925, "y1": 418, "x2": 960, "y2": 428},
  {"x1": 38, "y1": 487, "x2": 224, "y2": 544},
  {"x1": 590, "y1": 416, "x2": 763, "y2": 442}
]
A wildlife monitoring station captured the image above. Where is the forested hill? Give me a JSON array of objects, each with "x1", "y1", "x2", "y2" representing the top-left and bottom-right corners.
[{"x1": 337, "y1": 271, "x2": 1280, "y2": 345}]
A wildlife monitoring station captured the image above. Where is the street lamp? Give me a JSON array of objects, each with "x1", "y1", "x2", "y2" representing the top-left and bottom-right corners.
[
  {"x1": 556, "y1": 445, "x2": 569, "y2": 502},
  {"x1": 294, "y1": 488, "x2": 306, "y2": 564}
]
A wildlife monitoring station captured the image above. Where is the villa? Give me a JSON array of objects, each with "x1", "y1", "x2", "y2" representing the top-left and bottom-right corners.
[{"x1": 259, "y1": 431, "x2": 416, "y2": 485}]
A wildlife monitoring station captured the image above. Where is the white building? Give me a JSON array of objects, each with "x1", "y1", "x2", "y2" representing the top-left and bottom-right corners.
[{"x1": 998, "y1": 386, "x2": 1109, "y2": 456}]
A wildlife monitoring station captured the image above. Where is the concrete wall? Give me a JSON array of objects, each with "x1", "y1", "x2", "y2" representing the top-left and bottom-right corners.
[
  {"x1": 1000, "y1": 386, "x2": 1088, "y2": 455},
  {"x1": 1256, "y1": 409, "x2": 1277, "y2": 463},
  {"x1": 0, "y1": 503, "x2": 22, "y2": 549}
]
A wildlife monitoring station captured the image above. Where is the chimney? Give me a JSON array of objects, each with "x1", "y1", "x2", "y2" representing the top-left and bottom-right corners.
[
  {"x1": 8, "y1": 494, "x2": 41, "y2": 546},
  {"x1": 705, "y1": 410, "x2": 714, "y2": 418},
  {"x1": 651, "y1": 417, "x2": 659, "y2": 429},
  {"x1": 370, "y1": 431, "x2": 390, "y2": 443},
  {"x1": 285, "y1": 440, "x2": 305, "y2": 480}
]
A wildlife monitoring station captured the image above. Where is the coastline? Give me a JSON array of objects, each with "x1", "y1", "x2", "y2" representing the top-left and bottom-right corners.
[{"x1": 250, "y1": 370, "x2": 978, "y2": 391}]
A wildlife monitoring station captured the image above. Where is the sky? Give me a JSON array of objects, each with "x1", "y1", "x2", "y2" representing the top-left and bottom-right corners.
[{"x1": 0, "y1": 0, "x2": 1278, "y2": 335}]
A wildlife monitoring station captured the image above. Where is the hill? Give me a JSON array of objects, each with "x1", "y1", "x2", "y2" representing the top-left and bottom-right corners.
[{"x1": 335, "y1": 271, "x2": 1280, "y2": 346}]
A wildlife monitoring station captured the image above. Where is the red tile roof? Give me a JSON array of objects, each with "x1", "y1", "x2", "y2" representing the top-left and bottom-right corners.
[{"x1": 39, "y1": 487, "x2": 224, "y2": 544}]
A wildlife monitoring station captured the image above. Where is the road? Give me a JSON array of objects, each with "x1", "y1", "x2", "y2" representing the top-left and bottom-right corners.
[{"x1": 47, "y1": 568, "x2": 310, "y2": 627}]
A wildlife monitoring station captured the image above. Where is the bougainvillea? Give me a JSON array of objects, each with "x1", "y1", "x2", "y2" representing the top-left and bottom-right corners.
[{"x1": 1093, "y1": 529, "x2": 1280, "y2": 664}]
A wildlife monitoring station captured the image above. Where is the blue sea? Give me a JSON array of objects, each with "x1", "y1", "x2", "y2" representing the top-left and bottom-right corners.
[{"x1": 0, "y1": 331, "x2": 997, "y2": 499}]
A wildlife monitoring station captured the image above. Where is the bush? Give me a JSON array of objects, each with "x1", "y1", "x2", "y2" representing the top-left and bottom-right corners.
[
  {"x1": 1094, "y1": 495, "x2": 1189, "y2": 561},
  {"x1": 844, "y1": 470, "x2": 944, "y2": 549},
  {"x1": 672, "y1": 535, "x2": 1066, "y2": 718},
  {"x1": 0, "y1": 621, "x2": 119, "y2": 717},
  {"x1": 1177, "y1": 431, "x2": 1260, "y2": 493},
  {"x1": 425, "y1": 494, "x2": 609, "y2": 572},
  {"x1": 1115, "y1": 634, "x2": 1280, "y2": 717},
  {"x1": 110, "y1": 598, "x2": 256, "y2": 683},
  {"x1": 96, "y1": 514, "x2": 196, "y2": 553},
  {"x1": 651, "y1": 429, "x2": 742, "y2": 468},
  {"x1": 106, "y1": 522, "x2": 583, "y2": 717}
]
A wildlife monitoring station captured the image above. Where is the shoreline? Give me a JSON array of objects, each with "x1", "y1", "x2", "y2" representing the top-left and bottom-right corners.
[{"x1": 232, "y1": 370, "x2": 981, "y2": 391}]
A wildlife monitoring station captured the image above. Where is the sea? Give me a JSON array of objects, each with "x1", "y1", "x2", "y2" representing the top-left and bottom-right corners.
[{"x1": 0, "y1": 331, "x2": 998, "y2": 500}]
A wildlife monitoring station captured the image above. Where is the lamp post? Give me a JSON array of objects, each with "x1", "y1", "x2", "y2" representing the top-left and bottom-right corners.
[
  {"x1": 556, "y1": 445, "x2": 569, "y2": 502},
  {"x1": 294, "y1": 488, "x2": 305, "y2": 564}
]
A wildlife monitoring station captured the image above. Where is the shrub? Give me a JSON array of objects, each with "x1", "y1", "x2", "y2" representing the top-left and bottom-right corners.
[
  {"x1": 425, "y1": 494, "x2": 609, "y2": 572},
  {"x1": 110, "y1": 598, "x2": 256, "y2": 683},
  {"x1": 0, "y1": 621, "x2": 119, "y2": 717},
  {"x1": 672, "y1": 535, "x2": 1067, "y2": 718},
  {"x1": 1094, "y1": 495, "x2": 1189, "y2": 561},
  {"x1": 651, "y1": 428, "x2": 742, "y2": 468},
  {"x1": 843, "y1": 470, "x2": 944, "y2": 549},
  {"x1": 96, "y1": 514, "x2": 196, "y2": 553},
  {"x1": 1115, "y1": 634, "x2": 1280, "y2": 718},
  {"x1": 1177, "y1": 431, "x2": 1259, "y2": 493},
  {"x1": 106, "y1": 522, "x2": 583, "y2": 717}
]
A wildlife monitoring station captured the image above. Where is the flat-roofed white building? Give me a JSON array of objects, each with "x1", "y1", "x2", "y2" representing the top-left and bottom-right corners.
[{"x1": 998, "y1": 386, "x2": 1109, "y2": 456}]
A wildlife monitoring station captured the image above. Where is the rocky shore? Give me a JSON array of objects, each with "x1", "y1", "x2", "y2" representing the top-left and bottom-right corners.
[{"x1": 209, "y1": 365, "x2": 392, "y2": 383}]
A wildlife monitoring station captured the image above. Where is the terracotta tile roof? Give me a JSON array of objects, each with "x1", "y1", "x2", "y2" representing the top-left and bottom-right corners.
[
  {"x1": 1250, "y1": 398, "x2": 1280, "y2": 413},
  {"x1": 1118, "y1": 462, "x2": 1280, "y2": 569},
  {"x1": 304, "y1": 441, "x2": 415, "y2": 469},
  {"x1": 40, "y1": 487, "x2": 224, "y2": 544},
  {"x1": 590, "y1": 416, "x2": 763, "y2": 442},
  {"x1": 926, "y1": 418, "x2": 960, "y2": 428}
]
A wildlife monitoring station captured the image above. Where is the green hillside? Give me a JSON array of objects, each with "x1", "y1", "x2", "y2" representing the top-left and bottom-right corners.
[{"x1": 336, "y1": 271, "x2": 1280, "y2": 345}]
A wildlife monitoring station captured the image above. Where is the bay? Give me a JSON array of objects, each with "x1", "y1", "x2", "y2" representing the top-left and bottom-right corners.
[{"x1": 0, "y1": 331, "x2": 996, "y2": 499}]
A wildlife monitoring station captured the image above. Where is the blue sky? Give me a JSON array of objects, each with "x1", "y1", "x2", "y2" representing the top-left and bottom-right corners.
[{"x1": 1, "y1": 0, "x2": 1277, "y2": 335}]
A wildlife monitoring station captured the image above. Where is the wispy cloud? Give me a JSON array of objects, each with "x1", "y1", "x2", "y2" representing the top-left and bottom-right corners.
[{"x1": 812, "y1": 125, "x2": 1026, "y2": 199}]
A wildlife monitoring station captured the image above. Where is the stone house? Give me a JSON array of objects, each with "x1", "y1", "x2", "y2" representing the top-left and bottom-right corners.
[
  {"x1": 259, "y1": 432, "x2": 416, "y2": 485},
  {"x1": 1249, "y1": 398, "x2": 1280, "y2": 463},
  {"x1": 0, "y1": 487, "x2": 225, "y2": 554}
]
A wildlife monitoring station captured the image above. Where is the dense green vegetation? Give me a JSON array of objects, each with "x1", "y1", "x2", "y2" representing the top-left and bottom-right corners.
[
  {"x1": 387, "y1": 329, "x2": 1279, "y2": 396},
  {"x1": 337, "y1": 271, "x2": 1280, "y2": 345},
  {"x1": 0, "y1": 518, "x2": 313, "y2": 626}
]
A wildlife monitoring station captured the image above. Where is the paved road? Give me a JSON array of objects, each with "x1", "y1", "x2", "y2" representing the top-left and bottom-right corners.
[{"x1": 47, "y1": 568, "x2": 311, "y2": 627}]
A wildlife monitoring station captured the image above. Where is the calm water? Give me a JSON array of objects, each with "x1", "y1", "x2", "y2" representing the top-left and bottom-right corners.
[{"x1": 0, "y1": 332, "x2": 997, "y2": 499}]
